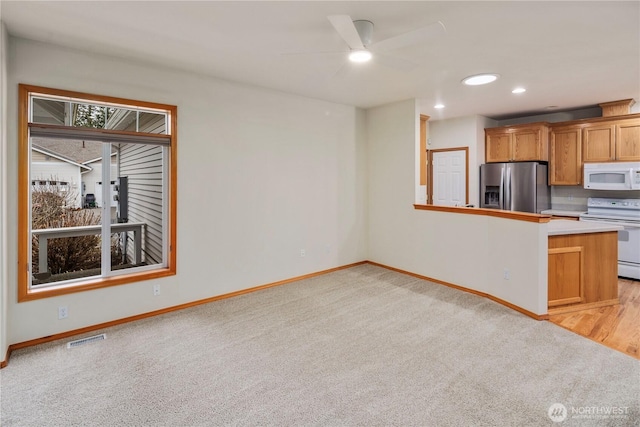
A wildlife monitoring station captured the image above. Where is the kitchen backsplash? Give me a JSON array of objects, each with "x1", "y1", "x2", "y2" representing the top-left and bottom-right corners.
[{"x1": 551, "y1": 186, "x2": 640, "y2": 211}]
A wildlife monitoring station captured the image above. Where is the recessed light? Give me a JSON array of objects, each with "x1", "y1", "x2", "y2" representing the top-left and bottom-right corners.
[
  {"x1": 462, "y1": 73, "x2": 499, "y2": 86},
  {"x1": 349, "y1": 49, "x2": 372, "y2": 63},
  {"x1": 434, "y1": 104, "x2": 445, "y2": 109},
  {"x1": 512, "y1": 87, "x2": 526, "y2": 94}
]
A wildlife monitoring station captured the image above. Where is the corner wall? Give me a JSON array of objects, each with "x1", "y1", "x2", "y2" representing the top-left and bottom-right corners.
[{"x1": 367, "y1": 100, "x2": 547, "y2": 316}]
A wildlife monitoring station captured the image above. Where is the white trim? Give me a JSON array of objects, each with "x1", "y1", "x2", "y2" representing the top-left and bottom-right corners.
[
  {"x1": 101, "y1": 143, "x2": 111, "y2": 277},
  {"x1": 30, "y1": 93, "x2": 168, "y2": 114},
  {"x1": 31, "y1": 146, "x2": 91, "y2": 170},
  {"x1": 162, "y1": 146, "x2": 169, "y2": 267},
  {"x1": 83, "y1": 152, "x2": 116, "y2": 166}
]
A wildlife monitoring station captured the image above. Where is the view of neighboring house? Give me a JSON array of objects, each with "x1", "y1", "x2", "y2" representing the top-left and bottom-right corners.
[
  {"x1": 31, "y1": 137, "x2": 116, "y2": 209},
  {"x1": 30, "y1": 142, "x2": 88, "y2": 208},
  {"x1": 29, "y1": 107, "x2": 168, "y2": 271}
]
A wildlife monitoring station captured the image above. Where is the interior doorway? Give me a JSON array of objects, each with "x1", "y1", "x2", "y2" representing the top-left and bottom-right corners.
[{"x1": 428, "y1": 147, "x2": 469, "y2": 206}]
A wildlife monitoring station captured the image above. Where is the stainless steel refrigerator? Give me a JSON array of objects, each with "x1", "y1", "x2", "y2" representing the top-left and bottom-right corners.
[{"x1": 479, "y1": 162, "x2": 550, "y2": 213}]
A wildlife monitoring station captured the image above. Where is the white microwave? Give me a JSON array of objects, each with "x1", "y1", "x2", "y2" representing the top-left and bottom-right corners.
[{"x1": 583, "y1": 162, "x2": 640, "y2": 190}]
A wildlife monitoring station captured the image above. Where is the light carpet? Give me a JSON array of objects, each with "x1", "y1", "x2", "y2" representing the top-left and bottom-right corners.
[{"x1": 1, "y1": 264, "x2": 638, "y2": 426}]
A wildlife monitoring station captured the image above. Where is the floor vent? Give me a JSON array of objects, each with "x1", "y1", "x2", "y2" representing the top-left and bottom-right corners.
[{"x1": 67, "y1": 333, "x2": 106, "y2": 349}]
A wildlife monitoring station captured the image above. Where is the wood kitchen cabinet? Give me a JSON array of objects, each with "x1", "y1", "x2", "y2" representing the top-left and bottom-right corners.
[
  {"x1": 485, "y1": 131, "x2": 511, "y2": 162},
  {"x1": 548, "y1": 231, "x2": 619, "y2": 313},
  {"x1": 549, "y1": 115, "x2": 640, "y2": 185},
  {"x1": 548, "y1": 246, "x2": 583, "y2": 307},
  {"x1": 549, "y1": 125, "x2": 582, "y2": 185},
  {"x1": 582, "y1": 117, "x2": 640, "y2": 162},
  {"x1": 583, "y1": 123, "x2": 616, "y2": 162},
  {"x1": 600, "y1": 99, "x2": 636, "y2": 117},
  {"x1": 616, "y1": 118, "x2": 640, "y2": 161},
  {"x1": 485, "y1": 122, "x2": 549, "y2": 163}
]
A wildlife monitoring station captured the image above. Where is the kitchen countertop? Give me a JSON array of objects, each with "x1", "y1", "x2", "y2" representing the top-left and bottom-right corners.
[
  {"x1": 548, "y1": 219, "x2": 623, "y2": 236},
  {"x1": 541, "y1": 209, "x2": 586, "y2": 218}
]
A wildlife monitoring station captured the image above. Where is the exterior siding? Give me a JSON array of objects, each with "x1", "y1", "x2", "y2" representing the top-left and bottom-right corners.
[
  {"x1": 31, "y1": 150, "x2": 48, "y2": 161},
  {"x1": 118, "y1": 144, "x2": 164, "y2": 265},
  {"x1": 107, "y1": 111, "x2": 167, "y2": 265},
  {"x1": 138, "y1": 113, "x2": 166, "y2": 134}
]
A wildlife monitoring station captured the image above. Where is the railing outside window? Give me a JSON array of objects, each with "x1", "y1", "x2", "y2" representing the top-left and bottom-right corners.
[{"x1": 32, "y1": 222, "x2": 145, "y2": 277}]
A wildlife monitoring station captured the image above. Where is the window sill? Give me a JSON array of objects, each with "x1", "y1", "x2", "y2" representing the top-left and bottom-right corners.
[{"x1": 18, "y1": 268, "x2": 176, "y2": 302}]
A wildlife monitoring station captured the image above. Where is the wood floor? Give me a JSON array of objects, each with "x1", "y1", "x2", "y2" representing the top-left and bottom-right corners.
[{"x1": 549, "y1": 278, "x2": 640, "y2": 359}]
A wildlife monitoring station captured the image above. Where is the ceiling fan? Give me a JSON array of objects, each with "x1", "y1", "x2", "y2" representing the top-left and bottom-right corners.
[{"x1": 326, "y1": 15, "x2": 446, "y2": 70}]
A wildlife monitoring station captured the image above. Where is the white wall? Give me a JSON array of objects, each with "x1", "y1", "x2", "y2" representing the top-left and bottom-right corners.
[
  {"x1": 3, "y1": 35, "x2": 551, "y2": 351},
  {"x1": 0, "y1": 21, "x2": 8, "y2": 361},
  {"x1": 5, "y1": 37, "x2": 368, "y2": 344},
  {"x1": 428, "y1": 115, "x2": 497, "y2": 207},
  {"x1": 368, "y1": 100, "x2": 548, "y2": 315},
  {"x1": 427, "y1": 116, "x2": 484, "y2": 206}
]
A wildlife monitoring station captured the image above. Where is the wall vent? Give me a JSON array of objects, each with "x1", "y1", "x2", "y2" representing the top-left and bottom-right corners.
[{"x1": 67, "y1": 333, "x2": 106, "y2": 349}]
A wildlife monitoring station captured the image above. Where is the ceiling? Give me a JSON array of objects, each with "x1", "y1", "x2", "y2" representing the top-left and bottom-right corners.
[{"x1": 2, "y1": 1, "x2": 639, "y2": 121}]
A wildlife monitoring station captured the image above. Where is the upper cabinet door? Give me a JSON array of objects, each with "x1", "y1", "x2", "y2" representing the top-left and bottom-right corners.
[
  {"x1": 485, "y1": 123, "x2": 548, "y2": 163},
  {"x1": 615, "y1": 119, "x2": 640, "y2": 161},
  {"x1": 549, "y1": 126, "x2": 582, "y2": 185},
  {"x1": 583, "y1": 124, "x2": 616, "y2": 162},
  {"x1": 486, "y1": 132, "x2": 511, "y2": 163},
  {"x1": 513, "y1": 128, "x2": 545, "y2": 161}
]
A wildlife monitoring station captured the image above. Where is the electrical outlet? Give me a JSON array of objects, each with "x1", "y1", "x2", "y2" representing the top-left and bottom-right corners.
[
  {"x1": 568, "y1": 194, "x2": 573, "y2": 201},
  {"x1": 58, "y1": 306, "x2": 68, "y2": 319},
  {"x1": 300, "y1": 249, "x2": 306, "y2": 257},
  {"x1": 153, "y1": 284, "x2": 160, "y2": 296},
  {"x1": 503, "y1": 269, "x2": 510, "y2": 280}
]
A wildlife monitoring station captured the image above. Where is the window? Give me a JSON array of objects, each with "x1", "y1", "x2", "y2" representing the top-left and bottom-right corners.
[{"x1": 18, "y1": 84, "x2": 177, "y2": 301}]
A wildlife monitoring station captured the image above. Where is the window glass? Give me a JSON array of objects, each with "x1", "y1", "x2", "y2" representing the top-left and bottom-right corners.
[
  {"x1": 71, "y1": 103, "x2": 114, "y2": 129},
  {"x1": 31, "y1": 147, "x2": 104, "y2": 286},
  {"x1": 138, "y1": 112, "x2": 167, "y2": 134},
  {"x1": 104, "y1": 107, "x2": 138, "y2": 131},
  {"x1": 109, "y1": 142, "x2": 166, "y2": 273},
  {"x1": 20, "y1": 85, "x2": 176, "y2": 299},
  {"x1": 31, "y1": 98, "x2": 67, "y2": 125}
]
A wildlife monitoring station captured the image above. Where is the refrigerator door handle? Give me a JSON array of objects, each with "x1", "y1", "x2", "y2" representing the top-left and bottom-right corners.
[
  {"x1": 504, "y1": 165, "x2": 511, "y2": 210},
  {"x1": 499, "y1": 167, "x2": 505, "y2": 210}
]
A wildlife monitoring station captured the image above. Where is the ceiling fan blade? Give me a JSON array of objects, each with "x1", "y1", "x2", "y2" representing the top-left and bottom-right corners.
[
  {"x1": 280, "y1": 50, "x2": 347, "y2": 57},
  {"x1": 374, "y1": 53, "x2": 419, "y2": 72},
  {"x1": 370, "y1": 21, "x2": 446, "y2": 53},
  {"x1": 327, "y1": 15, "x2": 365, "y2": 50},
  {"x1": 329, "y1": 60, "x2": 353, "y2": 80}
]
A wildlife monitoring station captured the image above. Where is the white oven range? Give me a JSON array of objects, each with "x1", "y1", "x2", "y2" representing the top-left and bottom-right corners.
[{"x1": 580, "y1": 197, "x2": 640, "y2": 280}]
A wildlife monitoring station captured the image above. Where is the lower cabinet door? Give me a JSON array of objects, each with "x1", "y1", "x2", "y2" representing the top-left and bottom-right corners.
[{"x1": 548, "y1": 246, "x2": 584, "y2": 307}]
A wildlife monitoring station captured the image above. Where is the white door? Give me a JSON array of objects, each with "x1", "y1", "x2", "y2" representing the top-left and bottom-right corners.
[{"x1": 432, "y1": 150, "x2": 467, "y2": 206}]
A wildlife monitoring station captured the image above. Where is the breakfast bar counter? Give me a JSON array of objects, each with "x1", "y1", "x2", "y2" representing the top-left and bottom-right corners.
[
  {"x1": 547, "y1": 219, "x2": 623, "y2": 236},
  {"x1": 547, "y1": 220, "x2": 622, "y2": 314}
]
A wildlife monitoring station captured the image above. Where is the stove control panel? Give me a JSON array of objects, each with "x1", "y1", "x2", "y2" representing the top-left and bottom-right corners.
[
  {"x1": 586, "y1": 197, "x2": 640, "y2": 220},
  {"x1": 587, "y1": 198, "x2": 640, "y2": 209}
]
